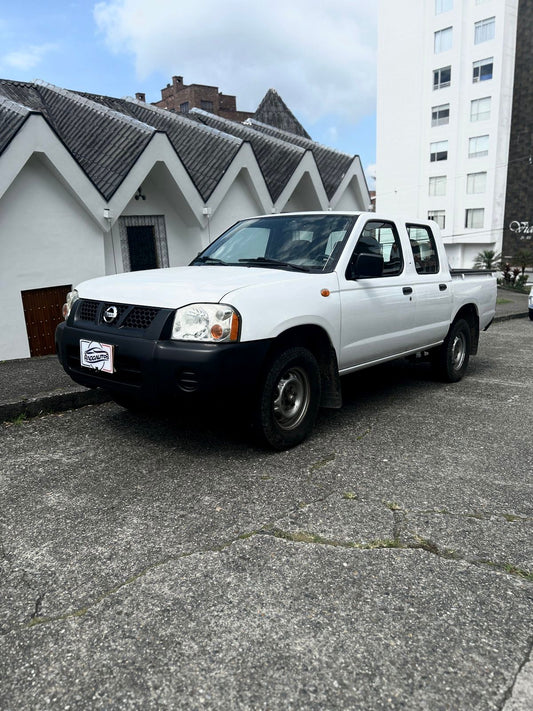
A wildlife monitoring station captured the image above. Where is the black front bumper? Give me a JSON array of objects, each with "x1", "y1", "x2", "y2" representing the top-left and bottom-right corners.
[{"x1": 56, "y1": 321, "x2": 272, "y2": 405}]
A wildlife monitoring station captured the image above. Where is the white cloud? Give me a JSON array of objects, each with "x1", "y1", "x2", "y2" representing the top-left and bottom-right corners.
[
  {"x1": 93, "y1": 0, "x2": 377, "y2": 123},
  {"x1": 2, "y1": 43, "x2": 57, "y2": 71}
]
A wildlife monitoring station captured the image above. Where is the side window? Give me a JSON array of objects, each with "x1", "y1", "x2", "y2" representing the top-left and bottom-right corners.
[
  {"x1": 351, "y1": 221, "x2": 404, "y2": 278},
  {"x1": 406, "y1": 224, "x2": 440, "y2": 274}
]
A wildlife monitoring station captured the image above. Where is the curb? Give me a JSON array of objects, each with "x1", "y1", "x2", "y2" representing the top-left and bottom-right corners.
[
  {"x1": 493, "y1": 312, "x2": 529, "y2": 323},
  {"x1": 1, "y1": 389, "x2": 110, "y2": 423}
]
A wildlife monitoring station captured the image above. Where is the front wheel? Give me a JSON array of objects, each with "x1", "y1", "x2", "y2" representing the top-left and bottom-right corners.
[
  {"x1": 253, "y1": 347, "x2": 321, "y2": 450},
  {"x1": 431, "y1": 318, "x2": 471, "y2": 383}
]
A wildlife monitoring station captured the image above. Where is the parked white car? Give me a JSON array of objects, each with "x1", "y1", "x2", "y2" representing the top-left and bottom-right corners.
[
  {"x1": 529, "y1": 284, "x2": 533, "y2": 320},
  {"x1": 56, "y1": 212, "x2": 497, "y2": 448}
]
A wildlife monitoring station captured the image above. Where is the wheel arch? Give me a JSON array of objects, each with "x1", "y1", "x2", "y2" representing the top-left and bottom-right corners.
[
  {"x1": 265, "y1": 325, "x2": 342, "y2": 409},
  {"x1": 452, "y1": 304, "x2": 480, "y2": 355}
]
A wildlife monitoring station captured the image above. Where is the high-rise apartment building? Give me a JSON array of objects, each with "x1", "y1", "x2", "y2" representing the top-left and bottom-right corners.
[{"x1": 377, "y1": 0, "x2": 521, "y2": 268}]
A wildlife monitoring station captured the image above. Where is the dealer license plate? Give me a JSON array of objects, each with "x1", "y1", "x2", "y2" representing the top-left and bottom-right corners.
[{"x1": 80, "y1": 339, "x2": 114, "y2": 373}]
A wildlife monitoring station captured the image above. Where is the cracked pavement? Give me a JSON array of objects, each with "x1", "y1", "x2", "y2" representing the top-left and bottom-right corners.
[{"x1": 1, "y1": 319, "x2": 532, "y2": 709}]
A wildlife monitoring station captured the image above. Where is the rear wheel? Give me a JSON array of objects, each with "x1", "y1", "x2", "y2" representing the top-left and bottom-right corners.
[
  {"x1": 529, "y1": 309, "x2": 533, "y2": 321},
  {"x1": 253, "y1": 347, "x2": 321, "y2": 450},
  {"x1": 431, "y1": 318, "x2": 471, "y2": 382}
]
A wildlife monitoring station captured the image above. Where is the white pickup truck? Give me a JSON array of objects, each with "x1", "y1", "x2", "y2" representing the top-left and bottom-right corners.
[{"x1": 56, "y1": 212, "x2": 496, "y2": 448}]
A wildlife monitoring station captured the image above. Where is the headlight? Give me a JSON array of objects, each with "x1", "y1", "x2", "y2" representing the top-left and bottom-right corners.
[
  {"x1": 171, "y1": 303, "x2": 240, "y2": 342},
  {"x1": 62, "y1": 289, "x2": 79, "y2": 320}
]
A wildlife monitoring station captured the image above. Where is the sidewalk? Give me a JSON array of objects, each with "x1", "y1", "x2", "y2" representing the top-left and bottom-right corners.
[{"x1": 1, "y1": 287, "x2": 530, "y2": 423}]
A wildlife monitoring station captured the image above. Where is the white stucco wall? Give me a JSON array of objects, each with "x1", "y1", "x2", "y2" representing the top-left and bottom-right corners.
[{"x1": 0, "y1": 155, "x2": 105, "y2": 359}]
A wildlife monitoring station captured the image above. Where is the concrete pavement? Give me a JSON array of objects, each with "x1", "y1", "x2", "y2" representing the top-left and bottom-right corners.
[{"x1": 1, "y1": 317, "x2": 532, "y2": 709}]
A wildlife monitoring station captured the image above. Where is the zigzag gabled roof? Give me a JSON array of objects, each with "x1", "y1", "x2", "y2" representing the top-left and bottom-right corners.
[
  {"x1": 0, "y1": 80, "x2": 155, "y2": 200},
  {"x1": 188, "y1": 108, "x2": 305, "y2": 202},
  {"x1": 245, "y1": 118, "x2": 356, "y2": 201},
  {"x1": 0, "y1": 79, "x2": 363, "y2": 208},
  {"x1": 77, "y1": 92, "x2": 243, "y2": 201}
]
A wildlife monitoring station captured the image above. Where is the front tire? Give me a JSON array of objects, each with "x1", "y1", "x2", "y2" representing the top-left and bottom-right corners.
[
  {"x1": 431, "y1": 318, "x2": 471, "y2": 383},
  {"x1": 253, "y1": 347, "x2": 321, "y2": 450}
]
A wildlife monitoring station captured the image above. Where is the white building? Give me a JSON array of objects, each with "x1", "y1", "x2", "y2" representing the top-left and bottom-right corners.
[
  {"x1": 377, "y1": 0, "x2": 519, "y2": 267},
  {"x1": 0, "y1": 81, "x2": 369, "y2": 361}
]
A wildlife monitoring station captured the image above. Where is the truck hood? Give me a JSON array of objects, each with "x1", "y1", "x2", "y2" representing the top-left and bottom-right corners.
[{"x1": 77, "y1": 266, "x2": 313, "y2": 308}]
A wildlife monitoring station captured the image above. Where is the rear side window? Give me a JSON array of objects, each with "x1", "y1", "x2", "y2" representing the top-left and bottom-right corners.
[{"x1": 406, "y1": 224, "x2": 440, "y2": 274}]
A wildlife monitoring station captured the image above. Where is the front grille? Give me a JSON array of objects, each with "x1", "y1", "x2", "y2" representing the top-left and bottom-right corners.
[
  {"x1": 123, "y1": 306, "x2": 159, "y2": 330},
  {"x1": 76, "y1": 299, "x2": 162, "y2": 331},
  {"x1": 79, "y1": 300, "x2": 99, "y2": 322}
]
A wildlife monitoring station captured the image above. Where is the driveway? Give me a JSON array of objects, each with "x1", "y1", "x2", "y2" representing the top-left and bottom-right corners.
[{"x1": 1, "y1": 318, "x2": 532, "y2": 710}]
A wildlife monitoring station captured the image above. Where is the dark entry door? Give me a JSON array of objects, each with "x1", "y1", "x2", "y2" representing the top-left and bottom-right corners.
[
  {"x1": 127, "y1": 225, "x2": 157, "y2": 271},
  {"x1": 21, "y1": 284, "x2": 71, "y2": 357}
]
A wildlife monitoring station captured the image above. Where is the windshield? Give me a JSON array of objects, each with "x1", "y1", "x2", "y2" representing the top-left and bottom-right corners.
[{"x1": 191, "y1": 214, "x2": 358, "y2": 273}]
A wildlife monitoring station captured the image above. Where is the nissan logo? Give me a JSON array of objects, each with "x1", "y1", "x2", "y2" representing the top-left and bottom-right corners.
[{"x1": 103, "y1": 305, "x2": 118, "y2": 323}]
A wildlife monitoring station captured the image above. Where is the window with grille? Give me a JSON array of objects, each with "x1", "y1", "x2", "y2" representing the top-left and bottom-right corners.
[
  {"x1": 432, "y1": 103, "x2": 450, "y2": 126},
  {"x1": 473, "y1": 57, "x2": 493, "y2": 82},
  {"x1": 433, "y1": 66, "x2": 451, "y2": 89},
  {"x1": 430, "y1": 140, "x2": 448, "y2": 162}
]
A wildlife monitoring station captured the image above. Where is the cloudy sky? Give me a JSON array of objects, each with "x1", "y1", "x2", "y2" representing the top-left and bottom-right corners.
[{"x1": 0, "y1": 0, "x2": 377, "y2": 181}]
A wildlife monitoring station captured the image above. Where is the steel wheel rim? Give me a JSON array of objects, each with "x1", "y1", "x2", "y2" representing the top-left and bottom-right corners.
[
  {"x1": 451, "y1": 332, "x2": 466, "y2": 371},
  {"x1": 273, "y1": 366, "x2": 310, "y2": 430}
]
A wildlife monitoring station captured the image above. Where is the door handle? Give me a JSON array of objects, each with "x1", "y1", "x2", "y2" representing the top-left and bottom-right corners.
[
  {"x1": 439, "y1": 284, "x2": 448, "y2": 291},
  {"x1": 403, "y1": 287, "x2": 413, "y2": 295}
]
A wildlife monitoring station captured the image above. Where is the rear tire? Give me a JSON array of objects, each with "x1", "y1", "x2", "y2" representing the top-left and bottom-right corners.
[
  {"x1": 253, "y1": 347, "x2": 321, "y2": 450},
  {"x1": 529, "y1": 309, "x2": 533, "y2": 321},
  {"x1": 431, "y1": 318, "x2": 471, "y2": 383}
]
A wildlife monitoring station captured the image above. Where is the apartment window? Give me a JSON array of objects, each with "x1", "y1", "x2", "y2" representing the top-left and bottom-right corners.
[
  {"x1": 467, "y1": 172, "x2": 487, "y2": 194},
  {"x1": 435, "y1": 27, "x2": 453, "y2": 53},
  {"x1": 469, "y1": 135, "x2": 489, "y2": 158},
  {"x1": 180, "y1": 101, "x2": 190, "y2": 113},
  {"x1": 429, "y1": 175, "x2": 447, "y2": 196},
  {"x1": 471, "y1": 97, "x2": 491, "y2": 122},
  {"x1": 475, "y1": 17, "x2": 495, "y2": 44},
  {"x1": 465, "y1": 208, "x2": 484, "y2": 228},
  {"x1": 473, "y1": 57, "x2": 493, "y2": 82},
  {"x1": 428, "y1": 210, "x2": 446, "y2": 229},
  {"x1": 432, "y1": 103, "x2": 450, "y2": 126},
  {"x1": 200, "y1": 100, "x2": 214, "y2": 111},
  {"x1": 433, "y1": 66, "x2": 451, "y2": 89},
  {"x1": 430, "y1": 140, "x2": 448, "y2": 162},
  {"x1": 435, "y1": 0, "x2": 453, "y2": 13}
]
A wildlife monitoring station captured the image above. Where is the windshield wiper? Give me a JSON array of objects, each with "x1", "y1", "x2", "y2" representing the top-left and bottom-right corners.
[
  {"x1": 191, "y1": 255, "x2": 228, "y2": 266},
  {"x1": 238, "y1": 257, "x2": 310, "y2": 272}
]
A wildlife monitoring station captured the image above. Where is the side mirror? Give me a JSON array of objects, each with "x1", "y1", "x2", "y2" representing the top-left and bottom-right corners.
[{"x1": 347, "y1": 252, "x2": 384, "y2": 280}]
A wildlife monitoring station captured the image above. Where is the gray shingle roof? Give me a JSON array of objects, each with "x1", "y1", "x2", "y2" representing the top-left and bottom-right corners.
[
  {"x1": 189, "y1": 108, "x2": 305, "y2": 202},
  {"x1": 0, "y1": 79, "x2": 359, "y2": 204},
  {"x1": 0, "y1": 80, "x2": 154, "y2": 200},
  {"x1": 245, "y1": 118, "x2": 356, "y2": 200},
  {"x1": 77, "y1": 93, "x2": 243, "y2": 201},
  {"x1": 254, "y1": 89, "x2": 311, "y2": 139}
]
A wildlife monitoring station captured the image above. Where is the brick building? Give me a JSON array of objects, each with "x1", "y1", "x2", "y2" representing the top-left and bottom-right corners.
[{"x1": 152, "y1": 75, "x2": 253, "y2": 123}]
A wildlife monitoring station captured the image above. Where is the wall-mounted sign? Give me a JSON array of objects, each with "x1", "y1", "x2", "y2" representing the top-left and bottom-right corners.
[{"x1": 509, "y1": 221, "x2": 533, "y2": 238}]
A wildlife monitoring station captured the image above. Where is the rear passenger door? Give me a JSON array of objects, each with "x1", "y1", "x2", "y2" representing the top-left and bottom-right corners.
[
  {"x1": 338, "y1": 219, "x2": 416, "y2": 370},
  {"x1": 406, "y1": 223, "x2": 452, "y2": 346}
]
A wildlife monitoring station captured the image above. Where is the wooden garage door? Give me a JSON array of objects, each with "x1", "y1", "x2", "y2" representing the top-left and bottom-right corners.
[{"x1": 21, "y1": 285, "x2": 71, "y2": 357}]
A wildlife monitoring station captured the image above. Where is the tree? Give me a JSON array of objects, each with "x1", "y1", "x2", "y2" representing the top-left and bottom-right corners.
[
  {"x1": 473, "y1": 249, "x2": 501, "y2": 270},
  {"x1": 513, "y1": 248, "x2": 533, "y2": 276}
]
